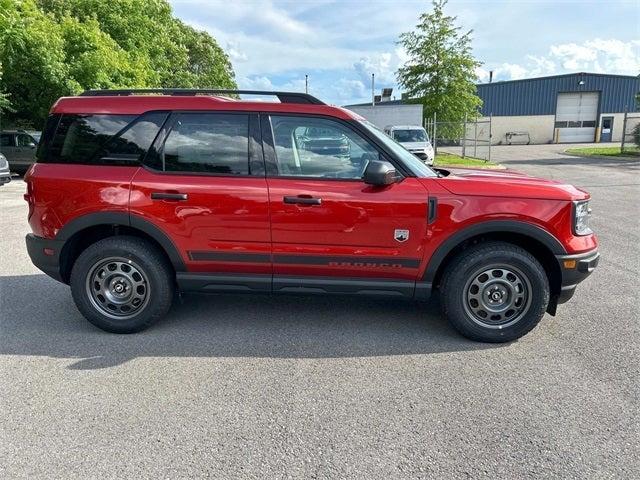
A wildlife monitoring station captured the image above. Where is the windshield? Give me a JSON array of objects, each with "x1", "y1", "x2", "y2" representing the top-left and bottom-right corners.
[
  {"x1": 393, "y1": 129, "x2": 428, "y2": 143},
  {"x1": 359, "y1": 121, "x2": 437, "y2": 178}
]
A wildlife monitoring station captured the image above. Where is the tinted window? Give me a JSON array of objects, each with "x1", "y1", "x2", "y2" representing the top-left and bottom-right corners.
[
  {"x1": 393, "y1": 129, "x2": 428, "y2": 143},
  {"x1": 97, "y1": 112, "x2": 168, "y2": 165},
  {"x1": 36, "y1": 114, "x2": 61, "y2": 161},
  {"x1": 270, "y1": 116, "x2": 379, "y2": 179},
  {"x1": 48, "y1": 114, "x2": 135, "y2": 164},
  {"x1": 0, "y1": 134, "x2": 13, "y2": 147},
  {"x1": 163, "y1": 113, "x2": 249, "y2": 175},
  {"x1": 17, "y1": 134, "x2": 36, "y2": 147}
]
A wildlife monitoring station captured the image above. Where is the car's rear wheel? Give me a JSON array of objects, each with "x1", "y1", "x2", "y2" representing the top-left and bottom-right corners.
[
  {"x1": 70, "y1": 236, "x2": 174, "y2": 333},
  {"x1": 440, "y1": 241, "x2": 549, "y2": 342}
]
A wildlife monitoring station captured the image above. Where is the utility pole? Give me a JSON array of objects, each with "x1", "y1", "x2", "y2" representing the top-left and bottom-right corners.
[
  {"x1": 371, "y1": 73, "x2": 375, "y2": 106},
  {"x1": 305, "y1": 74, "x2": 308, "y2": 94}
]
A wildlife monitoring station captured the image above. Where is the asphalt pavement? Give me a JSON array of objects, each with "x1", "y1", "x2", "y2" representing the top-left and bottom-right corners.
[{"x1": 1, "y1": 148, "x2": 638, "y2": 479}]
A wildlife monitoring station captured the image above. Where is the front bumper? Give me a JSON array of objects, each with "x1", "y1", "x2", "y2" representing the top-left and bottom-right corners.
[
  {"x1": 555, "y1": 248, "x2": 600, "y2": 305},
  {"x1": 0, "y1": 171, "x2": 10, "y2": 185},
  {"x1": 26, "y1": 233, "x2": 66, "y2": 283}
]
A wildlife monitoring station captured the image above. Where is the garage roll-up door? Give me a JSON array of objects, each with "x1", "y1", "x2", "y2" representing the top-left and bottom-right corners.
[{"x1": 555, "y1": 92, "x2": 599, "y2": 143}]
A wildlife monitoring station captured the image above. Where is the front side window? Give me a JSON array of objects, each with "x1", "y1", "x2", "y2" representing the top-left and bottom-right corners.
[
  {"x1": 270, "y1": 116, "x2": 380, "y2": 179},
  {"x1": 162, "y1": 113, "x2": 249, "y2": 175},
  {"x1": 358, "y1": 121, "x2": 437, "y2": 178},
  {"x1": 17, "y1": 134, "x2": 36, "y2": 147}
]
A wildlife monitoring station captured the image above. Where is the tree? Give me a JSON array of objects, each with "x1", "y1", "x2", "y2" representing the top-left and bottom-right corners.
[
  {"x1": 397, "y1": 0, "x2": 482, "y2": 136},
  {"x1": 0, "y1": 0, "x2": 236, "y2": 127},
  {"x1": 0, "y1": 63, "x2": 12, "y2": 116}
]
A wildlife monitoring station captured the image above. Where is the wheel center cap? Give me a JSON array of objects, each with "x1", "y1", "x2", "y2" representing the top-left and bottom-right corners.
[{"x1": 491, "y1": 292, "x2": 501, "y2": 301}]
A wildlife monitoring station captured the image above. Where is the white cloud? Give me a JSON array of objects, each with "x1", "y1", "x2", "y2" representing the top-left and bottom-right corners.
[
  {"x1": 482, "y1": 38, "x2": 639, "y2": 81},
  {"x1": 171, "y1": 1, "x2": 638, "y2": 104},
  {"x1": 354, "y1": 53, "x2": 394, "y2": 85},
  {"x1": 225, "y1": 41, "x2": 247, "y2": 63}
]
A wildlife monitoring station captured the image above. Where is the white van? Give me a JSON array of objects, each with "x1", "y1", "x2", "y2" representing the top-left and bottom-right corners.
[{"x1": 384, "y1": 125, "x2": 434, "y2": 165}]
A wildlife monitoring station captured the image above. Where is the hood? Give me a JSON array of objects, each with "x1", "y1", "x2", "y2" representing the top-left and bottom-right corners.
[
  {"x1": 434, "y1": 167, "x2": 589, "y2": 201},
  {"x1": 400, "y1": 141, "x2": 430, "y2": 151}
]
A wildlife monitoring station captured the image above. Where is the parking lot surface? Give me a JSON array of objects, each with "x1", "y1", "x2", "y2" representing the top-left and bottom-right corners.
[{"x1": 1, "y1": 148, "x2": 639, "y2": 479}]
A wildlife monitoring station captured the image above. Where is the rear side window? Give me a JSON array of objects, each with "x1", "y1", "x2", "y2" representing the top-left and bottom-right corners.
[
  {"x1": 0, "y1": 134, "x2": 13, "y2": 147},
  {"x1": 162, "y1": 113, "x2": 249, "y2": 175},
  {"x1": 96, "y1": 112, "x2": 168, "y2": 164},
  {"x1": 36, "y1": 114, "x2": 61, "y2": 160},
  {"x1": 41, "y1": 113, "x2": 166, "y2": 165}
]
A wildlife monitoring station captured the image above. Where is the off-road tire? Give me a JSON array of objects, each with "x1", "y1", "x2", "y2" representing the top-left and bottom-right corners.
[
  {"x1": 440, "y1": 241, "x2": 549, "y2": 342},
  {"x1": 70, "y1": 236, "x2": 174, "y2": 333}
]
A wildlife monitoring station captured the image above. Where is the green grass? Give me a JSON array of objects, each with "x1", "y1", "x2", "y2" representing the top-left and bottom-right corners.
[
  {"x1": 565, "y1": 146, "x2": 640, "y2": 157},
  {"x1": 434, "y1": 152, "x2": 503, "y2": 169}
]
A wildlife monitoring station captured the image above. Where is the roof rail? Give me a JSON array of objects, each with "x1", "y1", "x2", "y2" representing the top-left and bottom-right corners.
[{"x1": 79, "y1": 89, "x2": 325, "y2": 105}]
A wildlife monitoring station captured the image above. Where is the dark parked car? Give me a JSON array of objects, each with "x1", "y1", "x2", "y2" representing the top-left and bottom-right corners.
[
  {"x1": 296, "y1": 126, "x2": 350, "y2": 159},
  {"x1": 0, "y1": 130, "x2": 38, "y2": 175}
]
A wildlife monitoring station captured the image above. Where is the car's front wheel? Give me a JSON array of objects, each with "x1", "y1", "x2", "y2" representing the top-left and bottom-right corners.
[
  {"x1": 70, "y1": 236, "x2": 174, "y2": 333},
  {"x1": 440, "y1": 241, "x2": 549, "y2": 342}
]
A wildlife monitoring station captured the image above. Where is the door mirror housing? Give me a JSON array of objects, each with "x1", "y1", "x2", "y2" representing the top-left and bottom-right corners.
[{"x1": 363, "y1": 160, "x2": 398, "y2": 186}]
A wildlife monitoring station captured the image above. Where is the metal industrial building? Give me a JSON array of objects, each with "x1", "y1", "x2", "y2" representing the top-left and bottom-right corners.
[
  {"x1": 478, "y1": 72, "x2": 639, "y2": 144},
  {"x1": 345, "y1": 73, "x2": 639, "y2": 145}
]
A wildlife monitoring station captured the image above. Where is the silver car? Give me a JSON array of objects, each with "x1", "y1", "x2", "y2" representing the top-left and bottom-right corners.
[{"x1": 0, "y1": 152, "x2": 11, "y2": 185}]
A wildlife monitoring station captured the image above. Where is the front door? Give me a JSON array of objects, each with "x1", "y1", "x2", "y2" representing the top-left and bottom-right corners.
[
  {"x1": 600, "y1": 116, "x2": 614, "y2": 142},
  {"x1": 263, "y1": 114, "x2": 429, "y2": 289},
  {"x1": 130, "y1": 112, "x2": 271, "y2": 284}
]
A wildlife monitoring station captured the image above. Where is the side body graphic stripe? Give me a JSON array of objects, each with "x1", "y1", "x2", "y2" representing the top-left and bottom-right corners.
[{"x1": 187, "y1": 251, "x2": 420, "y2": 268}]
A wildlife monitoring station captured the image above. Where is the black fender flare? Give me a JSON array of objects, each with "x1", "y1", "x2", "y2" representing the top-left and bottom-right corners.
[
  {"x1": 56, "y1": 211, "x2": 186, "y2": 271},
  {"x1": 422, "y1": 220, "x2": 566, "y2": 284}
]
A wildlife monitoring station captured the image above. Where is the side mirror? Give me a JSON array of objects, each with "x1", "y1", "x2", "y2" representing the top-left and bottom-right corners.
[
  {"x1": 28, "y1": 142, "x2": 36, "y2": 149},
  {"x1": 363, "y1": 160, "x2": 398, "y2": 186}
]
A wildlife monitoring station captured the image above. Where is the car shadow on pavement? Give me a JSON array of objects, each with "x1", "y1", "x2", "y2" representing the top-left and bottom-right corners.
[{"x1": 0, "y1": 274, "x2": 502, "y2": 369}]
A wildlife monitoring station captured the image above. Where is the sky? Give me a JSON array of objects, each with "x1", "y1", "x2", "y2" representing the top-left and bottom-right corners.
[{"x1": 169, "y1": 0, "x2": 640, "y2": 105}]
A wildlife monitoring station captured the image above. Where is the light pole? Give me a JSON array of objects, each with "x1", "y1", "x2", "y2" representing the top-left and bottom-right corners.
[
  {"x1": 305, "y1": 74, "x2": 308, "y2": 94},
  {"x1": 371, "y1": 73, "x2": 375, "y2": 106}
]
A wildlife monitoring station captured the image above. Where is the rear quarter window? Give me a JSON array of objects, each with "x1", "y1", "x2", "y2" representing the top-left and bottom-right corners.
[{"x1": 41, "y1": 113, "x2": 167, "y2": 165}]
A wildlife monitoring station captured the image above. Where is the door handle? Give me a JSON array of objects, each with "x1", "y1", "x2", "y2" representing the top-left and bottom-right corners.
[
  {"x1": 283, "y1": 195, "x2": 322, "y2": 206},
  {"x1": 151, "y1": 192, "x2": 188, "y2": 201}
]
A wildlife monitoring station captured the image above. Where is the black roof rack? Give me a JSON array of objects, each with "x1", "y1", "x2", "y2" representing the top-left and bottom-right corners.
[{"x1": 79, "y1": 89, "x2": 325, "y2": 105}]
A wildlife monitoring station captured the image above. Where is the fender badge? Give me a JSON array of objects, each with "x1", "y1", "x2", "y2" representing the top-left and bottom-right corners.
[{"x1": 394, "y1": 229, "x2": 409, "y2": 243}]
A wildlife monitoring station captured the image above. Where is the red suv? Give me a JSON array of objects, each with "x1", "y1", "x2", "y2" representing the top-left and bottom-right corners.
[{"x1": 24, "y1": 89, "x2": 599, "y2": 342}]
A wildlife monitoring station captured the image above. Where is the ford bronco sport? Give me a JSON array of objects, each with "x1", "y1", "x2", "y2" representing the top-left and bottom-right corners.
[{"x1": 24, "y1": 89, "x2": 599, "y2": 342}]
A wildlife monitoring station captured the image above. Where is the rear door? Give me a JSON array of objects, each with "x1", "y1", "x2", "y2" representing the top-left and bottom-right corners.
[
  {"x1": 130, "y1": 112, "x2": 271, "y2": 289},
  {"x1": 263, "y1": 114, "x2": 429, "y2": 291}
]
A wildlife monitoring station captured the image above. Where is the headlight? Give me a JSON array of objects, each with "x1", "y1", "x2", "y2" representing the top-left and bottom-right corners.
[
  {"x1": 0, "y1": 154, "x2": 7, "y2": 169},
  {"x1": 573, "y1": 200, "x2": 592, "y2": 235}
]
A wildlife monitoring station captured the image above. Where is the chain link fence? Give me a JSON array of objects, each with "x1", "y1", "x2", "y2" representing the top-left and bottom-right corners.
[
  {"x1": 621, "y1": 111, "x2": 640, "y2": 156},
  {"x1": 424, "y1": 114, "x2": 492, "y2": 162}
]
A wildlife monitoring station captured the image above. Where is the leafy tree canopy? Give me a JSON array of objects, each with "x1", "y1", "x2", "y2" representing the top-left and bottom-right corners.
[
  {"x1": 0, "y1": 0, "x2": 236, "y2": 127},
  {"x1": 397, "y1": 0, "x2": 482, "y2": 125}
]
